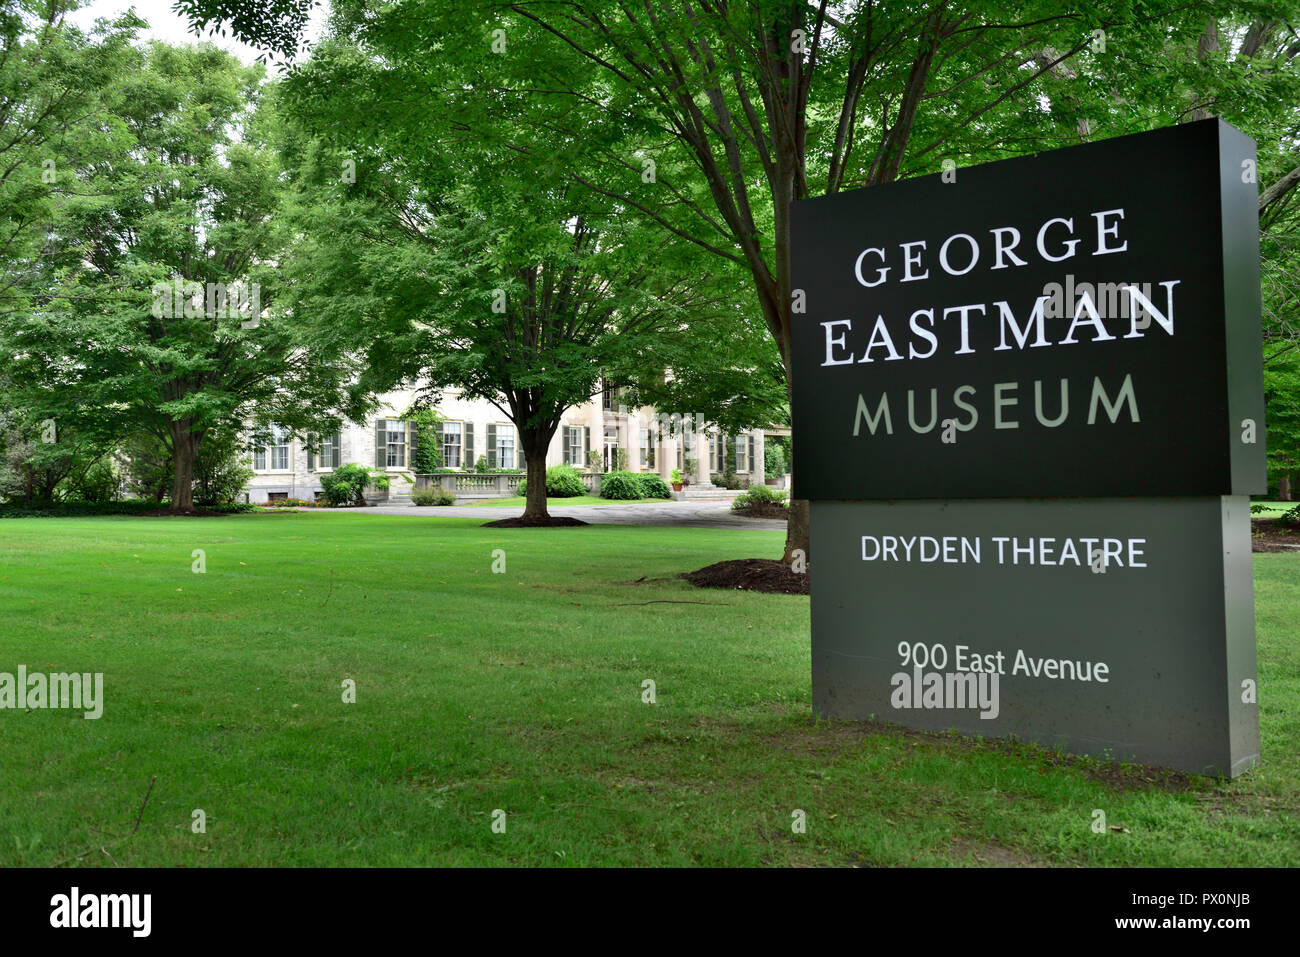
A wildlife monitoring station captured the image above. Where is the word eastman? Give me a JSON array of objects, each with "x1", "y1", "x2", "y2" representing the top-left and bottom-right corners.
[{"x1": 825, "y1": 278, "x2": 1175, "y2": 437}]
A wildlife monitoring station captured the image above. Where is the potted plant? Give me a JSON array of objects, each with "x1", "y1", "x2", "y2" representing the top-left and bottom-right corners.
[{"x1": 670, "y1": 468, "x2": 683, "y2": 492}]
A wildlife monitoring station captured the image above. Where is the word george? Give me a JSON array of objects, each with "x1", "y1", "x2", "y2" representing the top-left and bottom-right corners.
[{"x1": 853, "y1": 209, "x2": 1132, "y2": 287}]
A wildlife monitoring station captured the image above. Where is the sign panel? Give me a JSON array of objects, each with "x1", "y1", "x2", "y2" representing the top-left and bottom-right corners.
[
  {"x1": 793, "y1": 121, "x2": 1267, "y2": 776},
  {"x1": 809, "y1": 497, "x2": 1260, "y2": 777},
  {"x1": 791, "y1": 119, "x2": 1265, "y2": 500}
]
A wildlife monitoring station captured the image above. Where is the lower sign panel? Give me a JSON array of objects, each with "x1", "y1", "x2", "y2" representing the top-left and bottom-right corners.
[{"x1": 810, "y1": 497, "x2": 1260, "y2": 777}]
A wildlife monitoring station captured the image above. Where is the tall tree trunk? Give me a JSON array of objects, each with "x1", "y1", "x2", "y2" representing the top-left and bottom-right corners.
[
  {"x1": 168, "y1": 420, "x2": 199, "y2": 513},
  {"x1": 520, "y1": 427, "x2": 552, "y2": 522},
  {"x1": 1280, "y1": 472, "x2": 1292, "y2": 501}
]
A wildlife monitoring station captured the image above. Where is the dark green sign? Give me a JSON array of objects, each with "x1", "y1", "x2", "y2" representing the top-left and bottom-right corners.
[
  {"x1": 791, "y1": 119, "x2": 1265, "y2": 500},
  {"x1": 792, "y1": 121, "x2": 1266, "y2": 776}
]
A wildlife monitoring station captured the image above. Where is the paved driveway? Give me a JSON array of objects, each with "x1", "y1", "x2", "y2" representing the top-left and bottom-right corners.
[{"x1": 304, "y1": 500, "x2": 786, "y2": 531}]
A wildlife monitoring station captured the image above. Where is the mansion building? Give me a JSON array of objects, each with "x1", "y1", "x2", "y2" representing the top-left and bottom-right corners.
[{"x1": 244, "y1": 381, "x2": 771, "y2": 503}]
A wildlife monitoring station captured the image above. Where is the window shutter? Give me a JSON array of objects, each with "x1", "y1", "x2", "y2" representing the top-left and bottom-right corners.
[
  {"x1": 375, "y1": 420, "x2": 386, "y2": 469},
  {"x1": 518, "y1": 444, "x2": 525, "y2": 470},
  {"x1": 409, "y1": 421, "x2": 418, "y2": 468},
  {"x1": 562, "y1": 429, "x2": 571, "y2": 465},
  {"x1": 487, "y1": 423, "x2": 497, "y2": 469},
  {"x1": 307, "y1": 434, "x2": 315, "y2": 473},
  {"x1": 465, "y1": 422, "x2": 475, "y2": 467},
  {"x1": 748, "y1": 435, "x2": 755, "y2": 471},
  {"x1": 584, "y1": 426, "x2": 590, "y2": 460}
]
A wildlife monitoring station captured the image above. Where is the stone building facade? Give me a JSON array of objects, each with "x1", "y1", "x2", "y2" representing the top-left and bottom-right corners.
[{"x1": 243, "y1": 381, "x2": 767, "y2": 503}]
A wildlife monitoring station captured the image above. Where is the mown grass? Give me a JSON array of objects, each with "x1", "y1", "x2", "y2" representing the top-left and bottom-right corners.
[{"x1": 0, "y1": 513, "x2": 1295, "y2": 867}]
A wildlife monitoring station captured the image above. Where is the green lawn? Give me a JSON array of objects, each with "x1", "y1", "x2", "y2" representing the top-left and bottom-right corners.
[
  {"x1": 459, "y1": 495, "x2": 670, "y2": 507},
  {"x1": 0, "y1": 513, "x2": 1296, "y2": 867},
  {"x1": 1250, "y1": 500, "x2": 1300, "y2": 515}
]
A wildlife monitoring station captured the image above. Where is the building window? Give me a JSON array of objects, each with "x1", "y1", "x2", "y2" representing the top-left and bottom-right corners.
[
  {"x1": 314, "y1": 432, "x2": 341, "y2": 471},
  {"x1": 640, "y1": 429, "x2": 656, "y2": 469},
  {"x1": 495, "y1": 424, "x2": 515, "y2": 470},
  {"x1": 565, "y1": 426, "x2": 585, "y2": 467},
  {"x1": 736, "y1": 433, "x2": 748, "y2": 472},
  {"x1": 443, "y1": 421, "x2": 462, "y2": 468},
  {"x1": 253, "y1": 426, "x2": 290, "y2": 472},
  {"x1": 601, "y1": 379, "x2": 616, "y2": 411},
  {"x1": 376, "y1": 419, "x2": 407, "y2": 468}
]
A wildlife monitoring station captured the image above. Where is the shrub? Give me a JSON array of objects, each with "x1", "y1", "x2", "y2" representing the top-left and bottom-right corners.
[
  {"x1": 732, "y1": 485, "x2": 787, "y2": 511},
  {"x1": 320, "y1": 463, "x2": 389, "y2": 507},
  {"x1": 412, "y1": 487, "x2": 456, "y2": 506},
  {"x1": 475, "y1": 455, "x2": 493, "y2": 474},
  {"x1": 194, "y1": 430, "x2": 255, "y2": 505},
  {"x1": 519, "y1": 463, "x2": 586, "y2": 499},
  {"x1": 600, "y1": 470, "x2": 642, "y2": 500},
  {"x1": 66, "y1": 459, "x2": 120, "y2": 503},
  {"x1": 636, "y1": 474, "x2": 672, "y2": 499}
]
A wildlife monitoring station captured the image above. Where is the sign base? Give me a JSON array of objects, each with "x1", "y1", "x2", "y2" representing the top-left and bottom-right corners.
[{"x1": 810, "y1": 497, "x2": 1260, "y2": 777}]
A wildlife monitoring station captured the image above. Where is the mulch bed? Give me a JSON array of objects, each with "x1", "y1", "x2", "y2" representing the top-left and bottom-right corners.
[
  {"x1": 682, "y1": 558, "x2": 809, "y2": 595},
  {"x1": 731, "y1": 503, "x2": 790, "y2": 520},
  {"x1": 137, "y1": 507, "x2": 227, "y2": 517},
  {"x1": 482, "y1": 516, "x2": 589, "y2": 528},
  {"x1": 1252, "y1": 517, "x2": 1300, "y2": 553}
]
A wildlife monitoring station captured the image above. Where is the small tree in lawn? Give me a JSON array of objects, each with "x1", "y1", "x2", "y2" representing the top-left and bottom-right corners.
[{"x1": 410, "y1": 174, "x2": 719, "y2": 525}]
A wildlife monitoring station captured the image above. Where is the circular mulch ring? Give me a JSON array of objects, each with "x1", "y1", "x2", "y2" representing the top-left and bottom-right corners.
[
  {"x1": 731, "y1": 504, "x2": 790, "y2": 520},
  {"x1": 682, "y1": 558, "x2": 808, "y2": 595},
  {"x1": 482, "y1": 516, "x2": 590, "y2": 528},
  {"x1": 1252, "y1": 517, "x2": 1300, "y2": 553}
]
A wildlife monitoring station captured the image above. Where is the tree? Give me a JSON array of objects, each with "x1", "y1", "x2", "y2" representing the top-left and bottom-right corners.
[
  {"x1": 1, "y1": 40, "x2": 373, "y2": 512},
  {"x1": 278, "y1": 43, "x2": 728, "y2": 522},
  {"x1": 278, "y1": 0, "x2": 1252, "y2": 561},
  {"x1": 181, "y1": 0, "x2": 1300, "y2": 541},
  {"x1": 0, "y1": 1, "x2": 140, "y2": 313}
]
